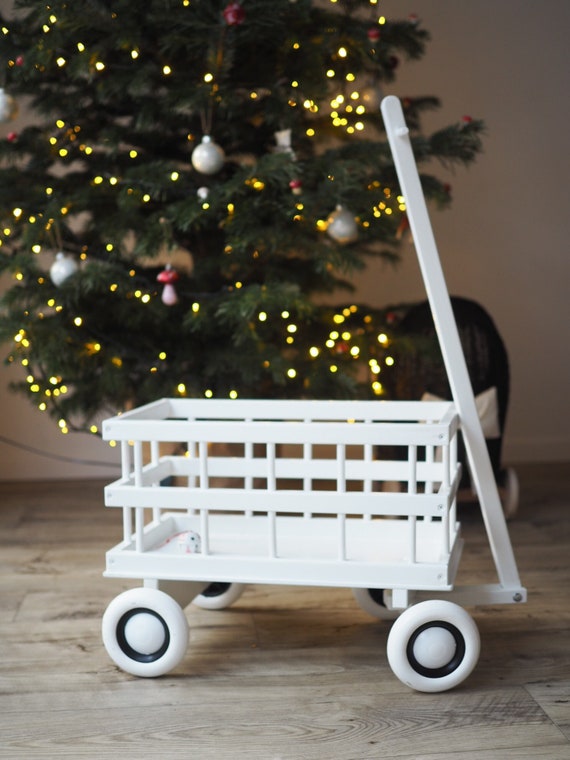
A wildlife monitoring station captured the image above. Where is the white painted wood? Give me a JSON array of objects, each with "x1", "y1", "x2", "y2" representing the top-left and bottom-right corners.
[{"x1": 381, "y1": 95, "x2": 524, "y2": 593}]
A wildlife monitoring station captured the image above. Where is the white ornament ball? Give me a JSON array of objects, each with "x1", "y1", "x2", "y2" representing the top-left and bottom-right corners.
[
  {"x1": 50, "y1": 252, "x2": 78, "y2": 286},
  {"x1": 0, "y1": 88, "x2": 18, "y2": 123},
  {"x1": 197, "y1": 186, "x2": 210, "y2": 200},
  {"x1": 327, "y1": 205, "x2": 359, "y2": 244},
  {"x1": 191, "y1": 135, "x2": 225, "y2": 175}
]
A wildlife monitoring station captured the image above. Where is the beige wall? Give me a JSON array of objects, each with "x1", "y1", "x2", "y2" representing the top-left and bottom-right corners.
[{"x1": 1, "y1": 0, "x2": 569, "y2": 480}]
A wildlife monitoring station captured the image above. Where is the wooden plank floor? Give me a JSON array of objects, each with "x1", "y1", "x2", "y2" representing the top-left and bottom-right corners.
[{"x1": 1, "y1": 463, "x2": 569, "y2": 759}]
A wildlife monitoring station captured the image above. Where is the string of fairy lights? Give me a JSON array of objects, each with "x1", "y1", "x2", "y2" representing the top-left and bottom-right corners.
[{"x1": 1, "y1": 0, "x2": 406, "y2": 436}]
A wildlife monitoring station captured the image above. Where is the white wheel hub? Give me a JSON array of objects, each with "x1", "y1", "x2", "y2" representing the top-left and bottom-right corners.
[
  {"x1": 123, "y1": 612, "x2": 167, "y2": 656},
  {"x1": 411, "y1": 626, "x2": 457, "y2": 670}
]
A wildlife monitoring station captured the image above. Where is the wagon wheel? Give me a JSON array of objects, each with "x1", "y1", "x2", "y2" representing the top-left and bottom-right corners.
[
  {"x1": 352, "y1": 587, "x2": 400, "y2": 620},
  {"x1": 386, "y1": 600, "x2": 480, "y2": 692},
  {"x1": 102, "y1": 587, "x2": 189, "y2": 677},
  {"x1": 193, "y1": 582, "x2": 246, "y2": 610}
]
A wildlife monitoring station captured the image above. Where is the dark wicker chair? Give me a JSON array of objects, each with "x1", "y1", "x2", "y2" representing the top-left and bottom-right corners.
[{"x1": 387, "y1": 296, "x2": 518, "y2": 516}]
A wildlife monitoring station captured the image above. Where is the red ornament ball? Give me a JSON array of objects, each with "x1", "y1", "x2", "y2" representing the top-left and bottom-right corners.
[
  {"x1": 223, "y1": 2, "x2": 246, "y2": 25},
  {"x1": 6, "y1": 131, "x2": 18, "y2": 142},
  {"x1": 367, "y1": 27, "x2": 381, "y2": 42}
]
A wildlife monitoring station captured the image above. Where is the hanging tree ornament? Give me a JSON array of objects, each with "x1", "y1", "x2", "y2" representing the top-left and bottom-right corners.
[
  {"x1": 0, "y1": 87, "x2": 18, "y2": 123},
  {"x1": 223, "y1": 2, "x2": 246, "y2": 25},
  {"x1": 50, "y1": 251, "x2": 79, "y2": 286},
  {"x1": 191, "y1": 135, "x2": 225, "y2": 175},
  {"x1": 157, "y1": 264, "x2": 179, "y2": 306},
  {"x1": 274, "y1": 128, "x2": 295, "y2": 158},
  {"x1": 367, "y1": 26, "x2": 381, "y2": 43},
  {"x1": 326, "y1": 205, "x2": 359, "y2": 244}
]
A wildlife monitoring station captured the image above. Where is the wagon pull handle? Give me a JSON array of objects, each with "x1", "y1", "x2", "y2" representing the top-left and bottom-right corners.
[{"x1": 381, "y1": 96, "x2": 522, "y2": 592}]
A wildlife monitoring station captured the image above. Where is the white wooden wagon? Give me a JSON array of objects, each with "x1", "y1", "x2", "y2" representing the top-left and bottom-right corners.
[{"x1": 101, "y1": 98, "x2": 526, "y2": 692}]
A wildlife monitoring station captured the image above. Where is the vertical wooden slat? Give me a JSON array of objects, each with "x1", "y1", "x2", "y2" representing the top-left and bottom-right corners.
[
  {"x1": 363, "y1": 421, "x2": 373, "y2": 521},
  {"x1": 135, "y1": 507, "x2": 144, "y2": 553},
  {"x1": 449, "y1": 429, "x2": 458, "y2": 548},
  {"x1": 267, "y1": 442, "x2": 277, "y2": 557},
  {"x1": 199, "y1": 440, "x2": 209, "y2": 554},
  {"x1": 303, "y1": 418, "x2": 312, "y2": 519},
  {"x1": 443, "y1": 442, "x2": 450, "y2": 490},
  {"x1": 337, "y1": 443, "x2": 346, "y2": 560},
  {"x1": 425, "y1": 443, "x2": 435, "y2": 523},
  {"x1": 200, "y1": 508, "x2": 210, "y2": 556},
  {"x1": 121, "y1": 440, "x2": 131, "y2": 480},
  {"x1": 121, "y1": 440, "x2": 132, "y2": 542},
  {"x1": 123, "y1": 507, "x2": 133, "y2": 545},
  {"x1": 150, "y1": 440, "x2": 160, "y2": 522},
  {"x1": 408, "y1": 444, "x2": 417, "y2": 564},
  {"x1": 187, "y1": 418, "x2": 197, "y2": 515},
  {"x1": 245, "y1": 418, "x2": 254, "y2": 517},
  {"x1": 133, "y1": 441, "x2": 143, "y2": 487}
]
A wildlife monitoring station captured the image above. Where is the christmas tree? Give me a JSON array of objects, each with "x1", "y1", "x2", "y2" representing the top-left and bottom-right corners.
[{"x1": 0, "y1": 0, "x2": 483, "y2": 435}]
